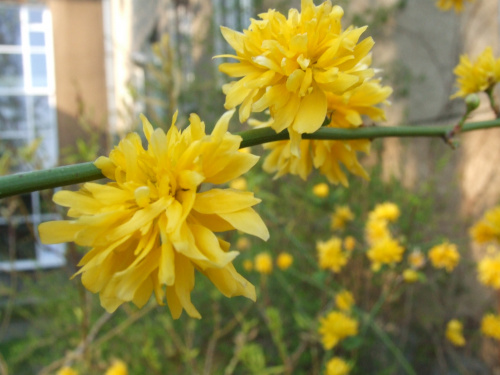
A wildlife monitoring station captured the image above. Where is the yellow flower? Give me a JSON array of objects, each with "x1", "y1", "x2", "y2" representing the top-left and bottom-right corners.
[
  {"x1": 331, "y1": 206, "x2": 355, "y2": 230},
  {"x1": 470, "y1": 206, "x2": 500, "y2": 244},
  {"x1": 428, "y1": 242, "x2": 460, "y2": 272},
  {"x1": 445, "y1": 319, "x2": 466, "y2": 347},
  {"x1": 436, "y1": 0, "x2": 475, "y2": 13},
  {"x1": 481, "y1": 314, "x2": 500, "y2": 340},
  {"x1": 326, "y1": 357, "x2": 351, "y2": 375},
  {"x1": 477, "y1": 253, "x2": 500, "y2": 289},
  {"x1": 317, "y1": 237, "x2": 348, "y2": 273},
  {"x1": 105, "y1": 360, "x2": 128, "y2": 375},
  {"x1": 367, "y1": 238, "x2": 404, "y2": 271},
  {"x1": 57, "y1": 367, "x2": 78, "y2": 375},
  {"x1": 335, "y1": 290, "x2": 355, "y2": 311},
  {"x1": 243, "y1": 259, "x2": 253, "y2": 272},
  {"x1": 318, "y1": 311, "x2": 358, "y2": 350},
  {"x1": 402, "y1": 269, "x2": 419, "y2": 283},
  {"x1": 313, "y1": 182, "x2": 330, "y2": 198},
  {"x1": 408, "y1": 250, "x2": 426, "y2": 269},
  {"x1": 255, "y1": 252, "x2": 273, "y2": 274},
  {"x1": 229, "y1": 177, "x2": 248, "y2": 190},
  {"x1": 451, "y1": 47, "x2": 500, "y2": 98},
  {"x1": 369, "y1": 202, "x2": 400, "y2": 222},
  {"x1": 365, "y1": 218, "x2": 391, "y2": 246},
  {"x1": 39, "y1": 111, "x2": 269, "y2": 319},
  {"x1": 343, "y1": 236, "x2": 356, "y2": 252},
  {"x1": 277, "y1": 252, "x2": 294, "y2": 270},
  {"x1": 217, "y1": 0, "x2": 380, "y2": 154},
  {"x1": 236, "y1": 237, "x2": 251, "y2": 251}
]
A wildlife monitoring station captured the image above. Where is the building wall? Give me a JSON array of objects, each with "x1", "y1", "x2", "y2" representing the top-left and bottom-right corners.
[{"x1": 48, "y1": 0, "x2": 109, "y2": 156}]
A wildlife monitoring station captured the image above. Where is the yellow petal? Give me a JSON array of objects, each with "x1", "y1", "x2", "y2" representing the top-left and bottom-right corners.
[
  {"x1": 193, "y1": 189, "x2": 261, "y2": 214},
  {"x1": 219, "y1": 208, "x2": 269, "y2": 241},
  {"x1": 38, "y1": 220, "x2": 84, "y2": 244},
  {"x1": 292, "y1": 88, "x2": 327, "y2": 134}
]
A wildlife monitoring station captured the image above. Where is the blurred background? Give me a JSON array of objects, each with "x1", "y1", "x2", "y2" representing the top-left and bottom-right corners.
[{"x1": 1, "y1": 0, "x2": 500, "y2": 374}]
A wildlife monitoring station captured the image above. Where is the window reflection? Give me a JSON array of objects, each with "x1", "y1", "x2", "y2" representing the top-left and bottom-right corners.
[
  {"x1": 0, "y1": 96, "x2": 27, "y2": 131},
  {"x1": 0, "y1": 8, "x2": 21, "y2": 45},
  {"x1": 0, "y1": 54, "x2": 23, "y2": 87}
]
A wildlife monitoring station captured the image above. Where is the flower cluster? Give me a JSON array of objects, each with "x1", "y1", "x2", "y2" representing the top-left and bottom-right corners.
[
  {"x1": 39, "y1": 112, "x2": 269, "y2": 319},
  {"x1": 451, "y1": 47, "x2": 500, "y2": 98},
  {"x1": 364, "y1": 202, "x2": 404, "y2": 271},
  {"x1": 218, "y1": 0, "x2": 392, "y2": 184},
  {"x1": 436, "y1": 0, "x2": 475, "y2": 13},
  {"x1": 326, "y1": 357, "x2": 351, "y2": 375},
  {"x1": 445, "y1": 319, "x2": 466, "y2": 347},
  {"x1": 481, "y1": 314, "x2": 500, "y2": 341},
  {"x1": 245, "y1": 251, "x2": 294, "y2": 274},
  {"x1": 335, "y1": 290, "x2": 355, "y2": 312},
  {"x1": 428, "y1": 242, "x2": 460, "y2": 272},
  {"x1": 317, "y1": 236, "x2": 349, "y2": 273},
  {"x1": 477, "y1": 251, "x2": 500, "y2": 289},
  {"x1": 470, "y1": 206, "x2": 500, "y2": 244},
  {"x1": 331, "y1": 205, "x2": 355, "y2": 230},
  {"x1": 318, "y1": 310, "x2": 359, "y2": 349}
]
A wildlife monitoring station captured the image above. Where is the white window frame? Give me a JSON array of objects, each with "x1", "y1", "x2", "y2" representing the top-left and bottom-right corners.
[{"x1": 0, "y1": 4, "x2": 64, "y2": 272}]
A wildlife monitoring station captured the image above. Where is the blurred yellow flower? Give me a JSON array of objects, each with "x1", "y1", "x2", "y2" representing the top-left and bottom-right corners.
[
  {"x1": 335, "y1": 290, "x2": 355, "y2": 311},
  {"x1": 313, "y1": 182, "x2": 330, "y2": 198},
  {"x1": 428, "y1": 242, "x2": 460, "y2": 272},
  {"x1": 402, "y1": 269, "x2": 419, "y2": 283},
  {"x1": 230, "y1": 177, "x2": 248, "y2": 191},
  {"x1": 331, "y1": 206, "x2": 355, "y2": 230},
  {"x1": 477, "y1": 253, "x2": 500, "y2": 289},
  {"x1": 105, "y1": 360, "x2": 128, "y2": 375},
  {"x1": 255, "y1": 253, "x2": 273, "y2": 274},
  {"x1": 436, "y1": 0, "x2": 475, "y2": 13},
  {"x1": 217, "y1": 0, "x2": 378, "y2": 154},
  {"x1": 236, "y1": 237, "x2": 251, "y2": 251},
  {"x1": 369, "y1": 202, "x2": 400, "y2": 222},
  {"x1": 365, "y1": 219, "x2": 391, "y2": 246},
  {"x1": 318, "y1": 311, "x2": 358, "y2": 349},
  {"x1": 446, "y1": 319, "x2": 466, "y2": 347},
  {"x1": 277, "y1": 252, "x2": 294, "y2": 270},
  {"x1": 317, "y1": 237, "x2": 348, "y2": 273},
  {"x1": 243, "y1": 259, "x2": 253, "y2": 272},
  {"x1": 367, "y1": 238, "x2": 405, "y2": 271},
  {"x1": 451, "y1": 47, "x2": 500, "y2": 98},
  {"x1": 481, "y1": 314, "x2": 500, "y2": 340},
  {"x1": 57, "y1": 367, "x2": 78, "y2": 375},
  {"x1": 408, "y1": 250, "x2": 426, "y2": 269},
  {"x1": 39, "y1": 111, "x2": 269, "y2": 319},
  {"x1": 470, "y1": 206, "x2": 500, "y2": 244},
  {"x1": 326, "y1": 357, "x2": 351, "y2": 375},
  {"x1": 343, "y1": 236, "x2": 356, "y2": 252}
]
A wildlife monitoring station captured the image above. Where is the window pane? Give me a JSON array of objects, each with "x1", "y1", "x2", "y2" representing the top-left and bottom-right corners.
[
  {"x1": 30, "y1": 31, "x2": 45, "y2": 46},
  {"x1": 30, "y1": 53, "x2": 47, "y2": 87},
  {"x1": 0, "y1": 95, "x2": 27, "y2": 131},
  {"x1": 0, "y1": 223, "x2": 37, "y2": 261},
  {"x1": 0, "y1": 54, "x2": 23, "y2": 87},
  {"x1": 28, "y1": 9, "x2": 43, "y2": 24},
  {"x1": 0, "y1": 8, "x2": 21, "y2": 45},
  {"x1": 33, "y1": 95, "x2": 51, "y2": 127}
]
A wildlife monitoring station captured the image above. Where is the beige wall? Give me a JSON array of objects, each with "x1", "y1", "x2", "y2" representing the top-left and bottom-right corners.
[{"x1": 49, "y1": 0, "x2": 108, "y2": 157}]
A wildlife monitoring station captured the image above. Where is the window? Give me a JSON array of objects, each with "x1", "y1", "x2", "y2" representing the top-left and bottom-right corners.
[{"x1": 0, "y1": 5, "x2": 64, "y2": 271}]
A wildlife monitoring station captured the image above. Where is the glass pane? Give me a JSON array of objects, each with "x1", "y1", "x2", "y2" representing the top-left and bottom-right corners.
[
  {"x1": 30, "y1": 54, "x2": 47, "y2": 87},
  {"x1": 28, "y1": 9, "x2": 43, "y2": 24},
  {"x1": 29, "y1": 31, "x2": 45, "y2": 46},
  {"x1": 0, "y1": 53, "x2": 24, "y2": 87},
  {"x1": 0, "y1": 223, "x2": 37, "y2": 261},
  {"x1": 0, "y1": 8, "x2": 21, "y2": 45},
  {"x1": 0, "y1": 95, "x2": 27, "y2": 131},
  {"x1": 33, "y1": 95, "x2": 51, "y2": 127}
]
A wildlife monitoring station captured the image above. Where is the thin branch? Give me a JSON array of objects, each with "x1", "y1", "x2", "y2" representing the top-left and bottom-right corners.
[{"x1": 1, "y1": 118, "x2": 500, "y2": 199}]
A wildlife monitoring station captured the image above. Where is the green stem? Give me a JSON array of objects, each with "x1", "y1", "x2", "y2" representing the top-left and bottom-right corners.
[{"x1": 1, "y1": 118, "x2": 500, "y2": 199}]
